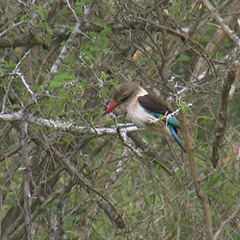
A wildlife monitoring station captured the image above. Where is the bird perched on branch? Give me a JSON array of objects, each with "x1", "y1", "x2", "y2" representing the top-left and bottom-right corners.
[{"x1": 103, "y1": 82, "x2": 186, "y2": 152}]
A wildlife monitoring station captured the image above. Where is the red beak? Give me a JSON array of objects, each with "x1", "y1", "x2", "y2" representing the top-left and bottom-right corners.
[{"x1": 102, "y1": 101, "x2": 120, "y2": 116}]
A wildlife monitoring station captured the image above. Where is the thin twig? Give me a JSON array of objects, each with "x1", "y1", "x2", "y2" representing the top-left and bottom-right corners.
[
  {"x1": 65, "y1": 0, "x2": 79, "y2": 21},
  {"x1": 46, "y1": 22, "x2": 81, "y2": 82},
  {"x1": 0, "y1": 21, "x2": 25, "y2": 38},
  {"x1": 16, "y1": 71, "x2": 37, "y2": 102},
  {"x1": 117, "y1": 126, "x2": 142, "y2": 157},
  {"x1": 1, "y1": 50, "x2": 30, "y2": 113}
]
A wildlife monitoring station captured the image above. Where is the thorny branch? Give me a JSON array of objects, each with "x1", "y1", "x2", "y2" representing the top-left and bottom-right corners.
[{"x1": 0, "y1": 110, "x2": 175, "y2": 175}]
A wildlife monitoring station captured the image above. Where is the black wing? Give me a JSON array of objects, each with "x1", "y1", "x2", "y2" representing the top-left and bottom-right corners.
[{"x1": 138, "y1": 94, "x2": 172, "y2": 115}]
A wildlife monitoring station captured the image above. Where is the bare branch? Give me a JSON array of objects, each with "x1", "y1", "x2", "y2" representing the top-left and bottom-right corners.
[
  {"x1": 229, "y1": 61, "x2": 240, "y2": 100},
  {"x1": 0, "y1": 111, "x2": 140, "y2": 136},
  {"x1": 83, "y1": 154, "x2": 129, "y2": 236},
  {"x1": 65, "y1": 0, "x2": 79, "y2": 21},
  {"x1": 0, "y1": 145, "x2": 21, "y2": 163},
  {"x1": 128, "y1": 132, "x2": 174, "y2": 175}
]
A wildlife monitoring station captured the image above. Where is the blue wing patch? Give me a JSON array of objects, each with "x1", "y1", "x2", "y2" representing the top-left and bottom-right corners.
[{"x1": 139, "y1": 103, "x2": 180, "y2": 128}]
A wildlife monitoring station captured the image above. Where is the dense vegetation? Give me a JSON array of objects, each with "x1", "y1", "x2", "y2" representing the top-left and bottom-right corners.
[{"x1": 0, "y1": 0, "x2": 240, "y2": 239}]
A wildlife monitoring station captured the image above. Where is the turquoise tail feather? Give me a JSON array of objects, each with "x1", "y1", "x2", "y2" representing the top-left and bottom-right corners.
[
  {"x1": 166, "y1": 116, "x2": 180, "y2": 128},
  {"x1": 168, "y1": 125, "x2": 187, "y2": 152},
  {"x1": 139, "y1": 103, "x2": 186, "y2": 152}
]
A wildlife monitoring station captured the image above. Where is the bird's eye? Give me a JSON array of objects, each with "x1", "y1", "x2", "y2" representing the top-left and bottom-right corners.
[{"x1": 121, "y1": 96, "x2": 129, "y2": 102}]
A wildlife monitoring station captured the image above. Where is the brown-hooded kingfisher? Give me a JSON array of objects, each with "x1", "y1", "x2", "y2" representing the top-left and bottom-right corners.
[{"x1": 103, "y1": 82, "x2": 186, "y2": 152}]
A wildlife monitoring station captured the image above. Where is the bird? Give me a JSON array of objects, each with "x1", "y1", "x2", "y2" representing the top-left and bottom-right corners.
[{"x1": 103, "y1": 82, "x2": 186, "y2": 152}]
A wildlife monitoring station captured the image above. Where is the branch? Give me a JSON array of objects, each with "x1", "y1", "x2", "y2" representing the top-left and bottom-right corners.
[
  {"x1": 81, "y1": 156, "x2": 130, "y2": 238},
  {"x1": 65, "y1": 0, "x2": 79, "y2": 21},
  {"x1": 212, "y1": 61, "x2": 240, "y2": 167},
  {"x1": 0, "y1": 111, "x2": 174, "y2": 174},
  {"x1": 46, "y1": 0, "x2": 85, "y2": 83},
  {"x1": 0, "y1": 36, "x2": 45, "y2": 49},
  {"x1": 179, "y1": 113, "x2": 213, "y2": 239},
  {"x1": 0, "y1": 145, "x2": 21, "y2": 163},
  {"x1": 51, "y1": 146, "x2": 125, "y2": 228},
  {"x1": 0, "y1": 111, "x2": 140, "y2": 136}
]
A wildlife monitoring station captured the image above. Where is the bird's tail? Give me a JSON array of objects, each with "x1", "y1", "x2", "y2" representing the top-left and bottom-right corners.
[{"x1": 168, "y1": 125, "x2": 187, "y2": 152}]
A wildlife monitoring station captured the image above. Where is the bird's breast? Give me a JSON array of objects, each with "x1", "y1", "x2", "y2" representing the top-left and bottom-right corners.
[
  {"x1": 127, "y1": 101, "x2": 156, "y2": 128},
  {"x1": 127, "y1": 101, "x2": 172, "y2": 137}
]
